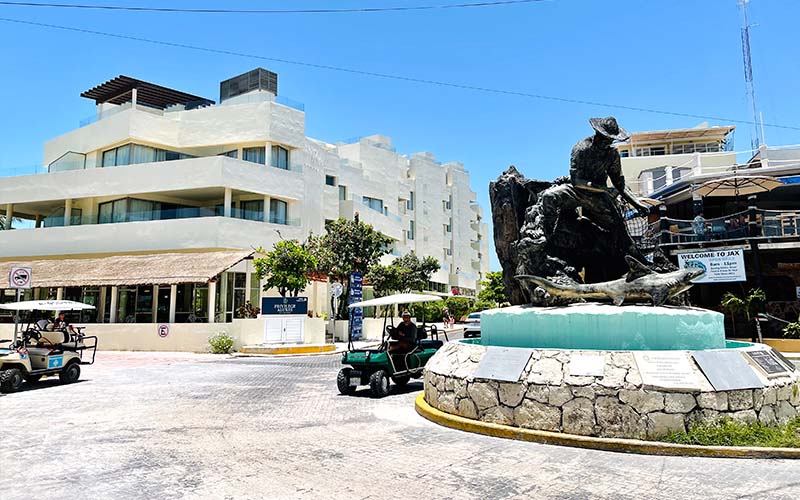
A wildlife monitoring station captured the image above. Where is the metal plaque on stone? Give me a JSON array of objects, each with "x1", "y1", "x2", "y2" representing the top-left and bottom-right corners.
[
  {"x1": 745, "y1": 350, "x2": 791, "y2": 377},
  {"x1": 692, "y1": 351, "x2": 764, "y2": 391},
  {"x1": 569, "y1": 354, "x2": 605, "y2": 377},
  {"x1": 472, "y1": 346, "x2": 534, "y2": 382},
  {"x1": 769, "y1": 348, "x2": 797, "y2": 372},
  {"x1": 632, "y1": 352, "x2": 703, "y2": 391}
]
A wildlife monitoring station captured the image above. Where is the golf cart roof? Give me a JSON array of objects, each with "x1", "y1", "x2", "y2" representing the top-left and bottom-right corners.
[
  {"x1": 0, "y1": 300, "x2": 96, "y2": 311},
  {"x1": 348, "y1": 293, "x2": 442, "y2": 309}
]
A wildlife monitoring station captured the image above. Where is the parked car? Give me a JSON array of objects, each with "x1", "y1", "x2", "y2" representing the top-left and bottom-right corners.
[{"x1": 463, "y1": 312, "x2": 481, "y2": 338}]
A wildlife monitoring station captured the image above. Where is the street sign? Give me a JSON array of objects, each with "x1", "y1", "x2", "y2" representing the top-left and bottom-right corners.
[
  {"x1": 157, "y1": 324, "x2": 170, "y2": 338},
  {"x1": 331, "y1": 282, "x2": 343, "y2": 298},
  {"x1": 349, "y1": 273, "x2": 363, "y2": 341},
  {"x1": 8, "y1": 266, "x2": 32, "y2": 289}
]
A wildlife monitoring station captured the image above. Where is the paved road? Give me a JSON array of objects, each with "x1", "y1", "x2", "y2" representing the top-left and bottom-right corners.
[{"x1": 1, "y1": 351, "x2": 798, "y2": 500}]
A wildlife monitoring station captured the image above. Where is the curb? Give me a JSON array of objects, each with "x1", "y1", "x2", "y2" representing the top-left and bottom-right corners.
[
  {"x1": 414, "y1": 394, "x2": 800, "y2": 459},
  {"x1": 237, "y1": 345, "x2": 336, "y2": 356}
]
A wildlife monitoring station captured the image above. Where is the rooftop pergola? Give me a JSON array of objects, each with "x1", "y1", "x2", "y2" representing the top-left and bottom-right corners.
[{"x1": 80, "y1": 75, "x2": 215, "y2": 110}]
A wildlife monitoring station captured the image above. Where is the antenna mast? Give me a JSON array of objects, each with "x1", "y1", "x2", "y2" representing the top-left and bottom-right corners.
[{"x1": 738, "y1": 0, "x2": 760, "y2": 149}]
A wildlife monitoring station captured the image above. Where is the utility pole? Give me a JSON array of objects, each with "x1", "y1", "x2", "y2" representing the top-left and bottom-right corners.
[{"x1": 738, "y1": 0, "x2": 761, "y2": 150}]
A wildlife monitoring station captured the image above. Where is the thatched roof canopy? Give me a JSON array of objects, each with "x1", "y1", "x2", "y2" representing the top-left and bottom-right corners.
[{"x1": 0, "y1": 250, "x2": 253, "y2": 288}]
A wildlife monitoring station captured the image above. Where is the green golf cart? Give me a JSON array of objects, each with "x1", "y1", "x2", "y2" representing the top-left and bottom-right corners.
[{"x1": 337, "y1": 293, "x2": 447, "y2": 398}]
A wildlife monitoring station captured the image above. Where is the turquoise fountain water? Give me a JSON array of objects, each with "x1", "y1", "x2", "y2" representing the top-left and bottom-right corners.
[{"x1": 480, "y1": 303, "x2": 727, "y2": 351}]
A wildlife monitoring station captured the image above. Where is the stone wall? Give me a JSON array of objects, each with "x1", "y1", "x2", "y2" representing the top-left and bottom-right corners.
[{"x1": 424, "y1": 342, "x2": 800, "y2": 439}]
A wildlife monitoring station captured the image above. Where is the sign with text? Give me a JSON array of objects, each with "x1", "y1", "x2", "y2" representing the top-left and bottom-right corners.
[
  {"x1": 676, "y1": 248, "x2": 746, "y2": 283},
  {"x1": 692, "y1": 350, "x2": 764, "y2": 391},
  {"x1": 633, "y1": 351, "x2": 703, "y2": 391},
  {"x1": 349, "y1": 273, "x2": 363, "y2": 341},
  {"x1": 569, "y1": 354, "x2": 605, "y2": 377},
  {"x1": 157, "y1": 324, "x2": 170, "y2": 338},
  {"x1": 745, "y1": 350, "x2": 791, "y2": 377},
  {"x1": 8, "y1": 266, "x2": 32, "y2": 289},
  {"x1": 261, "y1": 297, "x2": 308, "y2": 316},
  {"x1": 769, "y1": 348, "x2": 797, "y2": 373},
  {"x1": 472, "y1": 347, "x2": 534, "y2": 382}
]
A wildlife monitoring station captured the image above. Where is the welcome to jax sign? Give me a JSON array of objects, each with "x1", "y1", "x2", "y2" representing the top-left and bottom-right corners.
[{"x1": 676, "y1": 248, "x2": 746, "y2": 283}]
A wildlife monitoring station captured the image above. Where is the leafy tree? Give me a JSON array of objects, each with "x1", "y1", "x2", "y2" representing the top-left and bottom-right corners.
[
  {"x1": 471, "y1": 299, "x2": 496, "y2": 313},
  {"x1": 309, "y1": 215, "x2": 393, "y2": 319},
  {"x1": 367, "y1": 252, "x2": 440, "y2": 297},
  {"x1": 410, "y1": 300, "x2": 443, "y2": 324},
  {"x1": 254, "y1": 239, "x2": 318, "y2": 298},
  {"x1": 445, "y1": 297, "x2": 472, "y2": 322},
  {"x1": 720, "y1": 288, "x2": 766, "y2": 338},
  {"x1": 477, "y1": 271, "x2": 507, "y2": 306}
]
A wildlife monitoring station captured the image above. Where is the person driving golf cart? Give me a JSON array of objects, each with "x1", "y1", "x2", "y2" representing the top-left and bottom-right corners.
[{"x1": 388, "y1": 310, "x2": 417, "y2": 354}]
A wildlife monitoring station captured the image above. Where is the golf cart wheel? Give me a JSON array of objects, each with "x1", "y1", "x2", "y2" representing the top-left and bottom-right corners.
[
  {"x1": 0, "y1": 367, "x2": 24, "y2": 393},
  {"x1": 392, "y1": 375, "x2": 410, "y2": 387},
  {"x1": 337, "y1": 368, "x2": 357, "y2": 395},
  {"x1": 24, "y1": 374, "x2": 42, "y2": 383},
  {"x1": 59, "y1": 362, "x2": 81, "y2": 384},
  {"x1": 369, "y1": 370, "x2": 391, "y2": 398}
]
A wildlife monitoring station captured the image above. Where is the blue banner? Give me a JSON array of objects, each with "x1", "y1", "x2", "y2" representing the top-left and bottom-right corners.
[
  {"x1": 349, "y1": 273, "x2": 363, "y2": 341},
  {"x1": 261, "y1": 297, "x2": 308, "y2": 315}
]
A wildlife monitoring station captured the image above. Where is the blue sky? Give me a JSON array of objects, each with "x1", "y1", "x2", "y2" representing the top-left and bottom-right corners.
[{"x1": 1, "y1": 0, "x2": 799, "y2": 270}]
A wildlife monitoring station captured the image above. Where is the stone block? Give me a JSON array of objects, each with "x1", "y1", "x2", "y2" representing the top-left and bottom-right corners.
[
  {"x1": 597, "y1": 366, "x2": 627, "y2": 388},
  {"x1": 792, "y1": 383, "x2": 800, "y2": 406},
  {"x1": 610, "y1": 352, "x2": 634, "y2": 369},
  {"x1": 696, "y1": 392, "x2": 728, "y2": 411},
  {"x1": 758, "y1": 406, "x2": 777, "y2": 426},
  {"x1": 482, "y1": 405, "x2": 514, "y2": 426},
  {"x1": 775, "y1": 401, "x2": 797, "y2": 424},
  {"x1": 562, "y1": 397, "x2": 595, "y2": 436},
  {"x1": 548, "y1": 386, "x2": 573, "y2": 407},
  {"x1": 525, "y1": 384, "x2": 550, "y2": 404},
  {"x1": 563, "y1": 374, "x2": 595, "y2": 386},
  {"x1": 619, "y1": 389, "x2": 665, "y2": 414},
  {"x1": 646, "y1": 412, "x2": 685, "y2": 438},
  {"x1": 526, "y1": 357, "x2": 564, "y2": 386},
  {"x1": 426, "y1": 385, "x2": 439, "y2": 408},
  {"x1": 595, "y1": 396, "x2": 645, "y2": 439},
  {"x1": 456, "y1": 398, "x2": 478, "y2": 419},
  {"x1": 688, "y1": 409, "x2": 721, "y2": 426},
  {"x1": 776, "y1": 384, "x2": 792, "y2": 401},
  {"x1": 455, "y1": 380, "x2": 469, "y2": 400},
  {"x1": 514, "y1": 399, "x2": 560, "y2": 431},
  {"x1": 572, "y1": 385, "x2": 596, "y2": 400},
  {"x1": 498, "y1": 382, "x2": 526, "y2": 407},
  {"x1": 664, "y1": 393, "x2": 696, "y2": 414},
  {"x1": 762, "y1": 387, "x2": 777, "y2": 406},
  {"x1": 730, "y1": 409, "x2": 757, "y2": 425},
  {"x1": 624, "y1": 369, "x2": 642, "y2": 388},
  {"x1": 438, "y1": 392, "x2": 457, "y2": 414},
  {"x1": 468, "y1": 381, "x2": 499, "y2": 411},
  {"x1": 727, "y1": 390, "x2": 754, "y2": 411}
]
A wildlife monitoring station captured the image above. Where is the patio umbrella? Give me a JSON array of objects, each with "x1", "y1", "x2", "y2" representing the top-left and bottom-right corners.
[{"x1": 693, "y1": 175, "x2": 783, "y2": 198}]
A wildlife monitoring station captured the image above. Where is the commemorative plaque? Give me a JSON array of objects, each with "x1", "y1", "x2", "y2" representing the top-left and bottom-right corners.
[
  {"x1": 632, "y1": 352, "x2": 703, "y2": 391},
  {"x1": 768, "y1": 348, "x2": 797, "y2": 372},
  {"x1": 569, "y1": 354, "x2": 605, "y2": 377},
  {"x1": 472, "y1": 346, "x2": 534, "y2": 382},
  {"x1": 745, "y1": 350, "x2": 791, "y2": 377},
  {"x1": 692, "y1": 351, "x2": 764, "y2": 391}
]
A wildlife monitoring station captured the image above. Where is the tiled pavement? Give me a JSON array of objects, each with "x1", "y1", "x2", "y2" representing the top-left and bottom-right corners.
[{"x1": 1, "y1": 351, "x2": 798, "y2": 500}]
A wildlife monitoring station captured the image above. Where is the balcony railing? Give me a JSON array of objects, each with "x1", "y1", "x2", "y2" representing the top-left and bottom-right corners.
[
  {"x1": 26, "y1": 207, "x2": 300, "y2": 230},
  {"x1": 649, "y1": 209, "x2": 800, "y2": 246},
  {"x1": 351, "y1": 194, "x2": 402, "y2": 222}
]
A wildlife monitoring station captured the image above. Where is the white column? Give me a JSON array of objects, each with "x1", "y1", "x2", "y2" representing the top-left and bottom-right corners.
[
  {"x1": 131, "y1": 87, "x2": 137, "y2": 110},
  {"x1": 169, "y1": 284, "x2": 177, "y2": 323},
  {"x1": 208, "y1": 281, "x2": 217, "y2": 323},
  {"x1": 4, "y1": 203, "x2": 12, "y2": 230},
  {"x1": 692, "y1": 152, "x2": 702, "y2": 176},
  {"x1": 758, "y1": 143, "x2": 769, "y2": 169},
  {"x1": 152, "y1": 285, "x2": 159, "y2": 323},
  {"x1": 224, "y1": 188, "x2": 232, "y2": 218},
  {"x1": 35, "y1": 214, "x2": 42, "y2": 228},
  {"x1": 64, "y1": 199, "x2": 73, "y2": 227},
  {"x1": 244, "y1": 262, "x2": 252, "y2": 305},
  {"x1": 98, "y1": 287, "x2": 107, "y2": 323},
  {"x1": 56, "y1": 287, "x2": 64, "y2": 300},
  {"x1": 110, "y1": 286, "x2": 119, "y2": 323},
  {"x1": 263, "y1": 195, "x2": 271, "y2": 223}
]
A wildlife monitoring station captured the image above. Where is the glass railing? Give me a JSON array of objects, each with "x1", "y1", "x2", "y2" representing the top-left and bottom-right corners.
[
  {"x1": 351, "y1": 194, "x2": 402, "y2": 222},
  {"x1": 655, "y1": 209, "x2": 800, "y2": 244},
  {"x1": 48, "y1": 151, "x2": 87, "y2": 173}
]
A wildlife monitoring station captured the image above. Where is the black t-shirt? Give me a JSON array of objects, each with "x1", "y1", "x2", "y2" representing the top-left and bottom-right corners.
[{"x1": 394, "y1": 321, "x2": 417, "y2": 343}]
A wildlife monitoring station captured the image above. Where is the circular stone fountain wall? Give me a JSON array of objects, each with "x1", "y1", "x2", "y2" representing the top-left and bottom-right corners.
[{"x1": 423, "y1": 341, "x2": 800, "y2": 439}]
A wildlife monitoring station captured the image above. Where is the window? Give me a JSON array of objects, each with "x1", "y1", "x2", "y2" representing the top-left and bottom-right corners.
[
  {"x1": 338, "y1": 185, "x2": 347, "y2": 201},
  {"x1": 243, "y1": 147, "x2": 266, "y2": 165},
  {"x1": 407, "y1": 191, "x2": 415, "y2": 211},
  {"x1": 633, "y1": 146, "x2": 665, "y2": 157},
  {"x1": 220, "y1": 150, "x2": 238, "y2": 159},
  {"x1": 362, "y1": 196, "x2": 384, "y2": 213},
  {"x1": 239, "y1": 200, "x2": 264, "y2": 221},
  {"x1": 271, "y1": 145, "x2": 289, "y2": 169},
  {"x1": 269, "y1": 199, "x2": 287, "y2": 225},
  {"x1": 101, "y1": 143, "x2": 186, "y2": 167},
  {"x1": 619, "y1": 149, "x2": 629, "y2": 158},
  {"x1": 325, "y1": 175, "x2": 337, "y2": 186},
  {"x1": 408, "y1": 220, "x2": 415, "y2": 241}
]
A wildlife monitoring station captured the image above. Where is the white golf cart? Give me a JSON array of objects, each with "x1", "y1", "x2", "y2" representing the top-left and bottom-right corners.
[{"x1": 0, "y1": 300, "x2": 98, "y2": 393}]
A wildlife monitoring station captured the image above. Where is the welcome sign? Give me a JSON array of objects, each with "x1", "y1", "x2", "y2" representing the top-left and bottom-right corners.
[
  {"x1": 676, "y1": 248, "x2": 746, "y2": 283},
  {"x1": 261, "y1": 297, "x2": 308, "y2": 315}
]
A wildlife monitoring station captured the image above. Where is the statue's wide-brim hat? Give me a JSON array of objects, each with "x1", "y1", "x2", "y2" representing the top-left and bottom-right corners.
[{"x1": 589, "y1": 117, "x2": 630, "y2": 142}]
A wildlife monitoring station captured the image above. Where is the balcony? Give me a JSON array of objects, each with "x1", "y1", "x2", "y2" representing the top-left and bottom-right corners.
[{"x1": 0, "y1": 216, "x2": 305, "y2": 258}]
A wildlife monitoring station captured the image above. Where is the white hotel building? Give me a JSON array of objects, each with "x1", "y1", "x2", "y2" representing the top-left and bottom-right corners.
[{"x1": 0, "y1": 69, "x2": 490, "y2": 332}]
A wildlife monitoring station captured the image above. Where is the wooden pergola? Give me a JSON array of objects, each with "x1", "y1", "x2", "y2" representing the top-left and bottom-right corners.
[{"x1": 81, "y1": 75, "x2": 215, "y2": 110}]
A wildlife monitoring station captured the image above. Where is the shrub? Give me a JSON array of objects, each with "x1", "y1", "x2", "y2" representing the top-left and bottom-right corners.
[
  {"x1": 410, "y1": 301, "x2": 443, "y2": 323},
  {"x1": 445, "y1": 297, "x2": 472, "y2": 322},
  {"x1": 471, "y1": 299, "x2": 496, "y2": 313},
  {"x1": 659, "y1": 417, "x2": 800, "y2": 448},
  {"x1": 235, "y1": 301, "x2": 260, "y2": 319},
  {"x1": 783, "y1": 321, "x2": 800, "y2": 339},
  {"x1": 209, "y1": 332, "x2": 235, "y2": 354}
]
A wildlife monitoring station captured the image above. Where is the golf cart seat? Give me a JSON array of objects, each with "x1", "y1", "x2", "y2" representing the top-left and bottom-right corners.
[{"x1": 418, "y1": 339, "x2": 443, "y2": 350}]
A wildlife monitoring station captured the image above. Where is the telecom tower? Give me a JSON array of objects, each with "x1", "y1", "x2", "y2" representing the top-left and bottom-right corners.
[{"x1": 738, "y1": 0, "x2": 760, "y2": 150}]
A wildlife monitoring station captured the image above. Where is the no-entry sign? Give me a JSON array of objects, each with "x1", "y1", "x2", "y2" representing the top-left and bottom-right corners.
[{"x1": 8, "y1": 266, "x2": 32, "y2": 289}]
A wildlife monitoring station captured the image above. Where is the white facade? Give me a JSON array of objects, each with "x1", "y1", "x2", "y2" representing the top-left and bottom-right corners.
[{"x1": 0, "y1": 74, "x2": 489, "y2": 307}]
